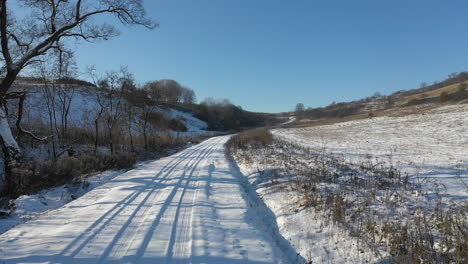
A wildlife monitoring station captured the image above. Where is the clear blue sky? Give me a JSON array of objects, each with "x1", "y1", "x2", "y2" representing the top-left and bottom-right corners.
[{"x1": 71, "y1": 0, "x2": 468, "y2": 113}]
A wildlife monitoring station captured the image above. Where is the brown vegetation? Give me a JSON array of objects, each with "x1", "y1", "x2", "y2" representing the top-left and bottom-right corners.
[{"x1": 228, "y1": 135, "x2": 468, "y2": 263}]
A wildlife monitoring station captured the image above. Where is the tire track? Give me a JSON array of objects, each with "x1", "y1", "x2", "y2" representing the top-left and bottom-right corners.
[
  {"x1": 127, "y1": 138, "x2": 220, "y2": 263},
  {"x1": 99, "y1": 138, "x2": 220, "y2": 262},
  {"x1": 55, "y1": 140, "x2": 212, "y2": 261}
]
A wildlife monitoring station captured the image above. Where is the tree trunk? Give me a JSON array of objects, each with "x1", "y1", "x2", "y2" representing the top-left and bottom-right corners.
[
  {"x1": 128, "y1": 117, "x2": 134, "y2": 152},
  {"x1": 143, "y1": 121, "x2": 148, "y2": 151},
  {"x1": 0, "y1": 70, "x2": 20, "y2": 99},
  {"x1": 0, "y1": 106, "x2": 22, "y2": 196},
  {"x1": 108, "y1": 124, "x2": 114, "y2": 155},
  {"x1": 94, "y1": 118, "x2": 99, "y2": 155}
]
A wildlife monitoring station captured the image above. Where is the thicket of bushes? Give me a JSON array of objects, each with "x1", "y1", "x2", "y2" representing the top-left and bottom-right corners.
[
  {"x1": 7, "y1": 131, "x2": 206, "y2": 198},
  {"x1": 193, "y1": 100, "x2": 278, "y2": 131},
  {"x1": 10, "y1": 153, "x2": 137, "y2": 196},
  {"x1": 226, "y1": 128, "x2": 273, "y2": 150}
]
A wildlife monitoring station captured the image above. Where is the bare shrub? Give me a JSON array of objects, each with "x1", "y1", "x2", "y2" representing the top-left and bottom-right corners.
[
  {"x1": 7, "y1": 153, "x2": 137, "y2": 196},
  {"x1": 440, "y1": 91, "x2": 448, "y2": 103},
  {"x1": 227, "y1": 128, "x2": 273, "y2": 151},
  {"x1": 169, "y1": 119, "x2": 188, "y2": 132}
]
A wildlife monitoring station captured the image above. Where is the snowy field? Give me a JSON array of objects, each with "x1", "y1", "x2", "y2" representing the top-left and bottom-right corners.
[
  {"x1": 274, "y1": 104, "x2": 468, "y2": 199},
  {"x1": 232, "y1": 144, "x2": 382, "y2": 264},
  {"x1": 228, "y1": 104, "x2": 468, "y2": 263},
  {"x1": 235, "y1": 163, "x2": 381, "y2": 264}
]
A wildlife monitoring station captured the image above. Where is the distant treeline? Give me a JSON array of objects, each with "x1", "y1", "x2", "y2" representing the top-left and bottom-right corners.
[
  {"x1": 396, "y1": 71, "x2": 468, "y2": 97},
  {"x1": 16, "y1": 76, "x2": 96, "y2": 87},
  {"x1": 193, "y1": 99, "x2": 278, "y2": 131}
]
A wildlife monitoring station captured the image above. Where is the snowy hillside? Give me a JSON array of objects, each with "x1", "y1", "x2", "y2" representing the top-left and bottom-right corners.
[
  {"x1": 0, "y1": 83, "x2": 211, "y2": 195},
  {"x1": 22, "y1": 86, "x2": 208, "y2": 135},
  {"x1": 275, "y1": 104, "x2": 468, "y2": 199}
]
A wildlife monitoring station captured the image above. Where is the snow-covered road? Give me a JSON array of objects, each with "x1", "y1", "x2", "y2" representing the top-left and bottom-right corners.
[{"x1": 0, "y1": 136, "x2": 300, "y2": 264}]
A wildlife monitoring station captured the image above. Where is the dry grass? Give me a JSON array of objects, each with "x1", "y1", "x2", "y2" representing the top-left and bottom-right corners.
[
  {"x1": 287, "y1": 103, "x2": 454, "y2": 129},
  {"x1": 228, "y1": 137, "x2": 468, "y2": 263},
  {"x1": 399, "y1": 81, "x2": 468, "y2": 105},
  {"x1": 227, "y1": 128, "x2": 273, "y2": 150},
  {"x1": 287, "y1": 81, "x2": 468, "y2": 130}
]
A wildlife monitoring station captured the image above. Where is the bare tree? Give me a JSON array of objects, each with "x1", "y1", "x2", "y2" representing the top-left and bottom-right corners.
[
  {"x1": 94, "y1": 91, "x2": 105, "y2": 155},
  {"x1": 0, "y1": 0, "x2": 155, "y2": 193},
  {"x1": 87, "y1": 66, "x2": 109, "y2": 156},
  {"x1": 38, "y1": 59, "x2": 60, "y2": 159},
  {"x1": 145, "y1": 79, "x2": 190, "y2": 104},
  {"x1": 130, "y1": 89, "x2": 156, "y2": 151},
  {"x1": 120, "y1": 72, "x2": 138, "y2": 152},
  {"x1": 55, "y1": 55, "x2": 77, "y2": 143},
  {"x1": 33, "y1": 50, "x2": 76, "y2": 160},
  {"x1": 123, "y1": 98, "x2": 136, "y2": 152},
  {"x1": 181, "y1": 87, "x2": 196, "y2": 104},
  {"x1": 101, "y1": 68, "x2": 133, "y2": 154},
  {"x1": 295, "y1": 103, "x2": 305, "y2": 118}
]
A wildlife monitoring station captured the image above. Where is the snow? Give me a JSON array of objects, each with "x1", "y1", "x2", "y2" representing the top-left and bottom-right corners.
[
  {"x1": 166, "y1": 108, "x2": 207, "y2": 133},
  {"x1": 0, "y1": 107, "x2": 20, "y2": 191},
  {"x1": 233, "y1": 150, "x2": 381, "y2": 264},
  {"x1": 0, "y1": 108, "x2": 20, "y2": 151},
  {"x1": 281, "y1": 116, "x2": 296, "y2": 125},
  {"x1": 0, "y1": 169, "x2": 126, "y2": 235},
  {"x1": 273, "y1": 104, "x2": 468, "y2": 199},
  {"x1": 227, "y1": 104, "x2": 468, "y2": 263},
  {"x1": 0, "y1": 136, "x2": 303, "y2": 263}
]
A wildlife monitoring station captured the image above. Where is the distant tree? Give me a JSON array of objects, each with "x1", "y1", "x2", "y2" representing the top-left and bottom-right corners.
[
  {"x1": 448, "y1": 72, "x2": 458, "y2": 79},
  {"x1": 144, "y1": 81, "x2": 162, "y2": 101},
  {"x1": 144, "y1": 80, "x2": 195, "y2": 104},
  {"x1": 295, "y1": 103, "x2": 305, "y2": 113},
  {"x1": 295, "y1": 103, "x2": 305, "y2": 120},
  {"x1": 181, "y1": 87, "x2": 196, "y2": 104},
  {"x1": 202, "y1": 97, "x2": 232, "y2": 106},
  {"x1": 295, "y1": 103, "x2": 304, "y2": 113},
  {"x1": 420, "y1": 82, "x2": 428, "y2": 89}
]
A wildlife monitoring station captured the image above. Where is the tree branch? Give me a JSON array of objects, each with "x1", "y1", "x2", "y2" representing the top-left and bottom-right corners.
[
  {"x1": 75, "y1": 0, "x2": 82, "y2": 21},
  {"x1": 15, "y1": 93, "x2": 49, "y2": 142},
  {"x1": 0, "y1": 0, "x2": 156, "y2": 98},
  {"x1": 50, "y1": 0, "x2": 57, "y2": 33},
  {"x1": 0, "y1": 0, "x2": 13, "y2": 71},
  {"x1": 8, "y1": 32, "x2": 30, "y2": 49}
]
